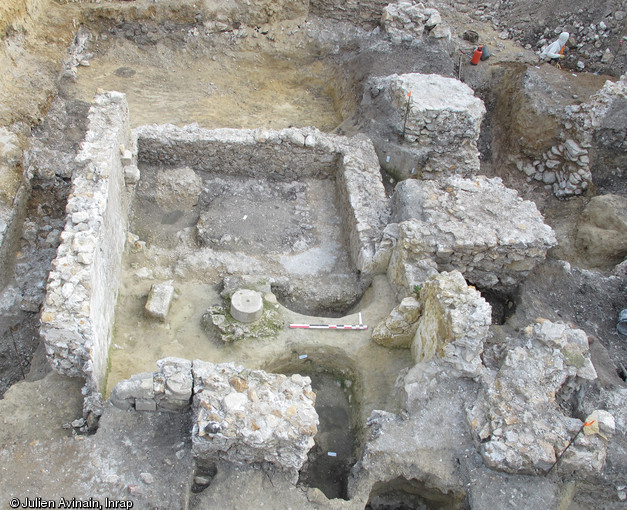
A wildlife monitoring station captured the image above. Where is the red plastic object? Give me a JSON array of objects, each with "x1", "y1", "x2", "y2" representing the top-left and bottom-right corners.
[{"x1": 471, "y1": 46, "x2": 483, "y2": 65}]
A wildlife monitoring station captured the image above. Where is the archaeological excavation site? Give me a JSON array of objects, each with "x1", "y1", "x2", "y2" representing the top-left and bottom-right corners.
[{"x1": 1, "y1": 0, "x2": 627, "y2": 508}]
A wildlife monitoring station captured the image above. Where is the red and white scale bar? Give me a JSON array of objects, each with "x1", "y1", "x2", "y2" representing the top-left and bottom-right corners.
[{"x1": 290, "y1": 313, "x2": 367, "y2": 330}]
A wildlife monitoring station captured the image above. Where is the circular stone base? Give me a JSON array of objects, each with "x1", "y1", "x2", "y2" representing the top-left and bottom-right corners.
[{"x1": 230, "y1": 289, "x2": 263, "y2": 323}]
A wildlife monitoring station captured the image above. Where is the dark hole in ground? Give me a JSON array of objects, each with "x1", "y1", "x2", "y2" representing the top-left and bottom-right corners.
[
  {"x1": 297, "y1": 372, "x2": 356, "y2": 500},
  {"x1": 191, "y1": 463, "x2": 218, "y2": 494},
  {"x1": 477, "y1": 287, "x2": 517, "y2": 325},
  {"x1": 365, "y1": 476, "x2": 469, "y2": 510}
]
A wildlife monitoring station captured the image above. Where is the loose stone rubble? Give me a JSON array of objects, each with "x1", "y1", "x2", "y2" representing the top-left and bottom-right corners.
[
  {"x1": 387, "y1": 176, "x2": 557, "y2": 295},
  {"x1": 467, "y1": 320, "x2": 611, "y2": 475},
  {"x1": 365, "y1": 73, "x2": 485, "y2": 179},
  {"x1": 39, "y1": 92, "x2": 136, "y2": 402},
  {"x1": 381, "y1": 1, "x2": 451, "y2": 43},
  {"x1": 192, "y1": 360, "x2": 318, "y2": 481}
]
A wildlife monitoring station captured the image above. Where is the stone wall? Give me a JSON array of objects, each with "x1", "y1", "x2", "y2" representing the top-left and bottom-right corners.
[
  {"x1": 110, "y1": 358, "x2": 319, "y2": 479},
  {"x1": 363, "y1": 73, "x2": 485, "y2": 180},
  {"x1": 508, "y1": 69, "x2": 627, "y2": 197},
  {"x1": 386, "y1": 176, "x2": 556, "y2": 295},
  {"x1": 135, "y1": 124, "x2": 390, "y2": 275},
  {"x1": 110, "y1": 357, "x2": 193, "y2": 412},
  {"x1": 412, "y1": 271, "x2": 491, "y2": 377},
  {"x1": 192, "y1": 360, "x2": 318, "y2": 480},
  {"x1": 40, "y1": 92, "x2": 135, "y2": 396}
]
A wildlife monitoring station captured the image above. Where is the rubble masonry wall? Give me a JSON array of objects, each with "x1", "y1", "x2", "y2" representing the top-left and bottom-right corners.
[
  {"x1": 135, "y1": 124, "x2": 390, "y2": 275},
  {"x1": 40, "y1": 92, "x2": 135, "y2": 394}
]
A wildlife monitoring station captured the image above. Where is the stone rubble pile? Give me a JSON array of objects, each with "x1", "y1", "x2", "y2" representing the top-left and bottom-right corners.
[
  {"x1": 386, "y1": 176, "x2": 556, "y2": 295},
  {"x1": 368, "y1": 73, "x2": 485, "y2": 179},
  {"x1": 192, "y1": 360, "x2": 318, "y2": 480},
  {"x1": 381, "y1": 1, "x2": 451, "y2": 43},
  {"x1": 467, "y1": 320, "x2": 614, "y2": 475}
]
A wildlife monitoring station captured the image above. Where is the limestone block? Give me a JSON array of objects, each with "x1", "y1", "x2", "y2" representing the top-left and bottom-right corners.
[
  {"x1": 192, "y1": 361, "x2": 318, "y2": 479},
  {"x1": 575, "y1": 194, "x2": 627, "y2": 269},
  {"x1": 388, "y1": 176, "x2": 556, "y2": 294},
  {"x1": 411, "y1": 271, "x2": 491, "y2": 377},
  {"x1": 230, "y1": 289, "x2": 263, "y2": 323},
  {"x1": 372, "y1": 296, "x2": 422, "y2": 348},
  {"x1": 145, "y1": 281, "x2": 175, "y2": 321},
  {"x1": 468, "y1": 320, "x2": 604, "y2": 475}
]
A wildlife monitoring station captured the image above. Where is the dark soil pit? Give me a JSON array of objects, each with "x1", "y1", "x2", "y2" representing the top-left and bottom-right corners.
[
  {"x1": 366, "y1": 476, "x2": 468, "y2": 510},
  {"x1": 298, "y1": 372, "x2": 356, "y2": 501}
]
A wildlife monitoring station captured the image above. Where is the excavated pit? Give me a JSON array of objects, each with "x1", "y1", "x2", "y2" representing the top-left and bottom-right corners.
[
  {"x1": 366, "y1": 477, "x2": 468, "y2": 510},
  {"x1": 3, "y1": 3, "x2": 627, "y2": 509},
  {"x1": 265, "y1": 355, "x2": 360, "y2": 500}
]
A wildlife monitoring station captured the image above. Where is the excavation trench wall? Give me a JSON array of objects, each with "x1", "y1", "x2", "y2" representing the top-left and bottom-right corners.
[{"x1": 40, "y1": 91, "x2": 135, "y2": 394}]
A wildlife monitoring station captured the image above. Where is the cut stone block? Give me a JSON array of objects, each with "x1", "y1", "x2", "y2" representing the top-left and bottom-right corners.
[
  {"x1": 145, "y1": 281, "x2": 175, "y2": 321},
  {"x1": 230, "y1": 289, "x2": 263, "y2": 323}
]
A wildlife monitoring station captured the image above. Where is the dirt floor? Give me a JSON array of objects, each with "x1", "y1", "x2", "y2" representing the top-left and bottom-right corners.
[{"x1": 0, "y1": 0, "x2": 626, "y2": 509}]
